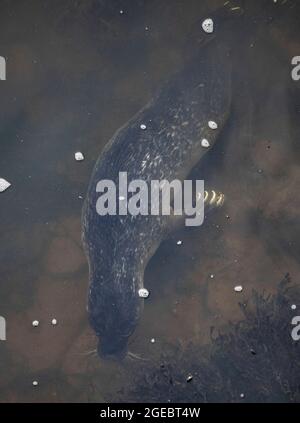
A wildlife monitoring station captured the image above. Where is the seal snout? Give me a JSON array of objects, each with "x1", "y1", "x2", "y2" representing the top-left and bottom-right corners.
[{"x1": 97, "y1": 337, "x2": 128, "y2": 361}]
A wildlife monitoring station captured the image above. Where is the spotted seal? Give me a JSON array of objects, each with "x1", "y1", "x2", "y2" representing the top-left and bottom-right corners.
[{"x1": 82, "y1": 11, "x2": 236, "y2": 360}]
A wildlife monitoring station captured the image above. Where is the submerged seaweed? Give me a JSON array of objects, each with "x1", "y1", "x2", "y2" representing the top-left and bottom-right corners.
[{"x1": 119, "y1": 275, "x2": 300, "y2": 403}]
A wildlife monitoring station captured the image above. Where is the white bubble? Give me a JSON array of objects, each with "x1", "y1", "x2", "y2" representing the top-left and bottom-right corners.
[
  {"x1": 150, "y1": 338, "x2": 156, "y2": 343},
  {"x1": 32, "y1": 320, "x2": 39, "y2": 327},
  {"x1": 176, "y1": 240, "x2": 183, "y2": 245},
  {"x1": 234, "y1": 285, "x2": 243, "y2": 292},
  {"x1": 0, "y1": 178, "x2": 11, "y2": 192},
  {"x1": 32, "y1": 381, "x2": 39, "y2": 386},
  {"x1": 210, "y1": 274, "x2": 214, "y2": 279},
  {"x1": 291, "y1": 304, "x2": 297, "y2": 310},
  {"x1": 240, "y1": 393, "x2": 245, "y2": 398},
  {"x1": 201, "y1": 139, "x2": 210, "y2": 148},
  {"x1": 51, "y1": 318, "x2": 58, "y2": 326},
  {"x1": 74, "y1": 151, "x2": 84, "y2": 161},
  {"x1": 208, "y1": 120, "x2": 218, "y2": 130},
  {"x1": 202, "y1": 18, "x2": 214, "y2": 34},
  {"x1": 140, "y1": 124, "x2": 147, "y2": 130},
  {"x1": 138, "y1": 288, "x2": 150, "y2": 298}
]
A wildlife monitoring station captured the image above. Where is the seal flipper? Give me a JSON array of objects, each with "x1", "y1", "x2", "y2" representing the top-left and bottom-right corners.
[{"x1": 165, "y1": 189, "x2": 225, "y2": 233}]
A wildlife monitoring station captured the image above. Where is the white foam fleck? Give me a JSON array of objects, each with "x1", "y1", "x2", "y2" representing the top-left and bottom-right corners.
[
  {"x1": 202, "y1": 18, "x2": 214, "y2": 34},
  {"x1": 201, "y1": 139, "x2": 210, "y2": 148},
  {"x1": 234, "y1": 285, "x2": 243, "y2": 292},
  {"x1": 186, "y1": 374, "x2": 193, "y2": 382},
  {"x1": 74, "y1": 151, "x2": 84, "y2": 161},
  {"x1": 208, "y1": 120, "x2": 218, "y2": 130},
  {"x1": 138, "y1": 288, "x2": 150, "y2": 298}
]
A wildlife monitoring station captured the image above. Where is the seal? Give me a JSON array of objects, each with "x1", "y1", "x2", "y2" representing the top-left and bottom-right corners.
[{"x1": 82, "y1": 15, "x2": 233, "y2": 360}]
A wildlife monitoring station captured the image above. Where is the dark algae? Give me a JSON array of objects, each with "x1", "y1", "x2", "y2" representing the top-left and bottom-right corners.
[{"x1": 117, "y1": 275, "x2": 300, "y2": 403}]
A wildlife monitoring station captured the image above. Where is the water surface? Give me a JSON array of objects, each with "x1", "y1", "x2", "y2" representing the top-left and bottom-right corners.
[{"x1": 0, "y1": 0, "x2": 300, "y2": 402}]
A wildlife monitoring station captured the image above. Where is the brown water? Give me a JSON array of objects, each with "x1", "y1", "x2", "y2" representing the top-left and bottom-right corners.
[{"x1": 0, "y1": 0, "x2": 300, "y2": 402}]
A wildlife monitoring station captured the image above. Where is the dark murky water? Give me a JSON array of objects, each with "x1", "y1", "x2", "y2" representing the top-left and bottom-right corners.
[{"x1": 0, "y1": 0, "x2": 300, "y2": 402}]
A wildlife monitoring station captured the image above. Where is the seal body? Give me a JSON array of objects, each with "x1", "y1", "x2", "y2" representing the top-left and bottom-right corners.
[{"x1": 82, "y1": 40, "x2": 231, "y2": 359}]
